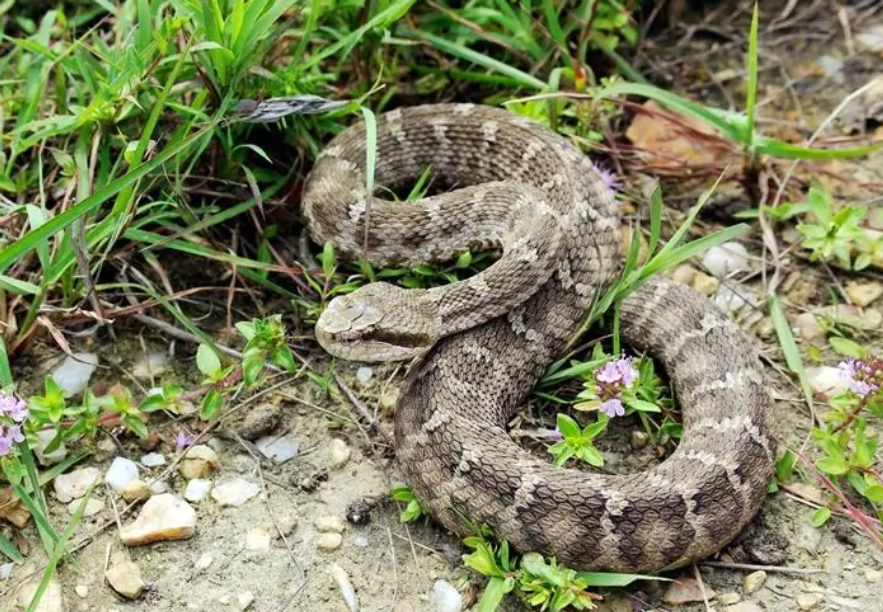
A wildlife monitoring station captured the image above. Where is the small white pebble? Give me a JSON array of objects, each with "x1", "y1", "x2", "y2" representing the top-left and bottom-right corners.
[
  {"x1": 714, "y1": 285, "x2": 747, "y2": 313},
  {"x1": 328, "y1": 438, "x2": 351, "y2": 469},
  {"x1": 67, "y1": 497, "x2": 104, "y2": 517},
  {"x1": 317, "y1": 533, "x2": 343, "y2": 552},
  {"x1": 702, "y1": 241, "x2": 749, "y2": 277},
  {"x1": 245, "y1": 527, "x2": 272, "y2": 552},
  {"x1": 75, "y1": 585, "x2": 89, "y2": 598},
  {"x1": 105, "y1": 457, "x2": 140, "y2": 492},
  {"x1": 353, "y1": 535, "x2": 369, "y2": 548},
  {"x1": 806, "y1": 366, "x2": 850, "y2": 399},
  {"x1": 133, "y1": 351, "x2": 170, "y2": 380},
  {"x1": 51, "y1": 352, "x2": 99, "y2": 397},
  {"x1": 432, "y1": 580, "x2": 462, "y2": 612},
  {"x1": 0, "y1": 563, "x2": 13, "y2": 581},
  {"x1": 184, "y1": 479, "x2": 212, "y2": 503},
  {"x1": 355, "y1": 366, "x2": 373, "y2": 388},
  {"x1": 330, "y1": 563, "x2": 359, "y2": 612},
  {"x1": 237, "y1": 591, "x2": 255, "y2": 611},
  {"x1": 140, "y1": 453, "x2": 166, "y2": 467},
  {"x1": 195, "y1": 553, "x2": 214, "y2": 571},
  {"x1": 314, "y1": 515, "x2": 346, "y2": 534},
  {"x1": 211, "y1": 479, "x2": 260, "y2": 507},
  {"x1": 149, "y1": 479, "x2": 169, "y2": 495},
  {"x1": 255, "y1": 434, "x2": 299, "y2": 464}
]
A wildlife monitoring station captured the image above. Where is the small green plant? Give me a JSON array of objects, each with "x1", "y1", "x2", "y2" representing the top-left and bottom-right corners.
[
  {"x1": 547, "y1": 413, "x2": 607, "y2": 467},
  {"x1": 391, "y1": 484, "x2": 426, "y2": 523}
]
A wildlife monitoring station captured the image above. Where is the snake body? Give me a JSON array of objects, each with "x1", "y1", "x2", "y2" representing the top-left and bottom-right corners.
[{"x1": 302, "y1": 103, "x2": 775, "y2": 573}]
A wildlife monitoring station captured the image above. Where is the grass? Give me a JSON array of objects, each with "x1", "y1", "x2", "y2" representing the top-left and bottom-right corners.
[{"x1": 2, "y1": 1, "x2": 883, "y2": 611}]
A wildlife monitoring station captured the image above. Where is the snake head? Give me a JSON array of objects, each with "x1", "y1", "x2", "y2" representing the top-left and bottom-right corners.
[{"x1": 315, "y1": 282, "x2": 439, "y2": 362}]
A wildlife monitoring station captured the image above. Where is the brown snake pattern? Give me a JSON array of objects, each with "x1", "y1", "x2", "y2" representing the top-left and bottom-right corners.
[{"x1": 302, "y1": 103, "x2": 776, "y2": 573}]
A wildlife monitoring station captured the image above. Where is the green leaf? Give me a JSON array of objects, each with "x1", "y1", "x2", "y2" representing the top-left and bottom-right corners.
[
  {"x1": 196, "y1": 344, "x2": 222, "y2": 377},
  {"x1": 815, "y1": 455, "x2": 849, "y2": 475},
  {"x1": 625, "y1": 398, "x2": 662, "y2": 413},
  {"x1": 272, "y1": 346, "x2": 297, "y2": 372},
  {"x1": 139, "y1": 394, "x2": 166, "y2": 413},
  {"x1": 235, "y1": 321, "x2": 256, "y2": 340},
  {"x1": 863, "y1": 485, "x2": 883, "y2": 504},
  {"x1": 242, "y1": 351, "x2": 264, "y2": 387},
  {"x1": 555, "y1": 413, "x2": 580, "y2": 439},
  {"x1": 455, "y1": 251, "x2": 473, "y2": 268},
  {"x1": 810, "y1": 507, "x2": 832, "y2": 527},
  {"x1": 475, "y1": 576, "x2": 508, "y2": 612},
  {"x1": 829, "y1": 337, "x2": 866, "y2": 359},
  {"x1": 123, "y1": 414, "x2": 149, "y2": 439},
  {"x1": 200, "y1": 389, "x2": 223, "y2": 420}
]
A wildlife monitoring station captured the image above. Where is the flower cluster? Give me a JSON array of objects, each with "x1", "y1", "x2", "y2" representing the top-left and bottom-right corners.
[
  {"x1": 597, "y1": 166, "x2": 621, "y2": 199},
  {"x1": 838, "y1": 357, "x2": 882, "y2": 399},
  {"x1": 0, "y1": 391, "x2": 29, "y2": 456},
  {"x1": 593, "y1": 356, "x2": 638, "y2": 418}
]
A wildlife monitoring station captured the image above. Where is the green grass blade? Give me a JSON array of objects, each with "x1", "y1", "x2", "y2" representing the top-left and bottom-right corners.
[
  {"x1": 744, "y1": 2, "x2": 760, "y2": 152},
  {"x1": 769, "y1": 294, "x2": 813, "y2": 409}
]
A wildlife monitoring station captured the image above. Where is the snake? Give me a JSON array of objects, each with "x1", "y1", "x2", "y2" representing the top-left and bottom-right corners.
[{"x1": 302, "y1": 103, "x2": 776, "y2": 573}]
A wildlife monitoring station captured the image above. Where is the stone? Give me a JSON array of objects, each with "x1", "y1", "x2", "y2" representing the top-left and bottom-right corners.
[
  {"x1": 255, "y1": 434, "x2": 299, "y2": 464},
  {"x1": 316, "y1": 533, "x2": 342, "y2": 551},
  {"x1": 670, "y1": 263, "x2": 697, "y2": 285},
  {"x1": 793, "y1": 312, "x2": 826, "y2": 341},
  {"x1": 662, "y1": 577, "x2": 714, "y2": 605},
  {"x1": 105, "y1": 457, "x2": 140, "y2": 492},
  {"x1": 105, "y1": 561, "x2": 144, "y2": 599},
  {"x1": 797, "y1": 593, "x2": 821, "y2": 610},
  {"x1": 806, "y1": 366, "x2": 849, "y2": 398},
  {"x1": 356, "y1": 366, "x2": 373, "y2": 388},
  {"x1": 211, "y1": 478, "x2": 259, "y2": 507},
  {"x1": 184, "y1": 478, "x2": 212, "y2": 503},
  {"x1": 245, "y1": 527, "x2": 271, "y2": 551},
  {"x1": 742, "y1": 570, "x2": 767, "y2": 594},
  {"x1": 845, "y1": 280, "x2": 883, "y2": 307},
  {"x1": 702, "y1": 241, "x2": 749, "y2": 277},
  {"x1": 856, "y1": 25, "x2": 883, "y2": 53},
  {"x1": 328, "y1": 438, "x2": 351, "y2": 469},
  {"x1": 630, "y1": 430, "x2": 649, "y2": 449},
  {"x1": 16, "y1": 575, "x2": 64, "y2": 612},
  {"x1": 195, "y1": 553, "x2": 213, "y2": 571},
  {"x1": 276, "y1": 515, "x2": 298, "y2": 537},
  {"x1": 140, "y1": 453, "x2": 166, "y2": 467},
  {"x1": 691, "y1": 271, "x2": 719, "y2": 296},
  {"x1": 714, "y1": 285, "x2": 747, "y2": 313},
  {"x1": 33, "y1": 429, "x2": 67, "y2": 466},
  {"x1": 120, "y1": 493, "x2": 197, "y2": 546},
  {"x1": 432, "y1": 580, "x2": 462, "y2": 612},
  {"x1": 235, "y1": 402, "x2": 281, "y2": 441},
  {"x1": 51, "y1": 351, "x2": 99, "y2": 397},
  {"x1": 132, "y1": 351, "x2": 169, "y2": 380},
  {"x1": 718, "y1": 592, "x2": 741, "y2": 605},
  {"x1": 121, "y1": 480, "x2": 151, "y2": 503},
  {"x1": 726, "y1": 603, "x2": 762, "y2": 612},
  {"x1": 314, "y1": 515, "x2": 346, "y2": 534},
  {"x1": 353, "y1": 535, "x2": 369, "y2": 548},
  {"x1": 54, "y1": 467, "x2": 102, "y2": 503},
  {"x1": 329, "y1": 563, "x2": 358, "y2": 612},
  {"x1": 148, "y1": 479, "x2": 169, "y2": 495},
  {"x1": 75, "y1": 585, "x2": 88, "y2": 598},
  {"x1": 236, "y1": 591, "x2": 255, "y2": 611},
  {"x1": 67, "y1": 497, "x2": 104, "y2": 517},
  {"x1": 866, "y1": 568, "x2": 883, "y2": 582},
  {"x1": 177, "y1": 445, "x2": 219, "y2": 480},
  {"x1": 392, "y1": 602, "x2": 416, "y2": 612}
]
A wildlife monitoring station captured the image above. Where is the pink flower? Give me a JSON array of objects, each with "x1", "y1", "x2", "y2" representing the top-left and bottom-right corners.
[
  {"x1": 600, "y1": 398, "x2": 625, "y2": 418},
  {"x1": 0, "y1": 392, "x2": 28, "y2": 422},
  {"x1": 597, "y1": 166, "x2": 621, "y2": 197},
  {"x1": 6, "y1": 425, "x2": 23, "y2": 444},
  {"x1": 838, "y1": 357, "x2": 881, "y2": 399},
  {"x1": 0, "y1": 431, "x2": 11, "y2": 457},
  {"x1": 174, "y1": 430, "x2": 195, "y2": 452}
]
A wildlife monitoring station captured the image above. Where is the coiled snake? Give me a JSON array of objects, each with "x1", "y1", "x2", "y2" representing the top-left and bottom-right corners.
[{"x1": 302, "y1": 103, "x2": 775, "y2": 573}]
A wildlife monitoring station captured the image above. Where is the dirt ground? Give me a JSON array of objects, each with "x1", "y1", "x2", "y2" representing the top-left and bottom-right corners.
[{"x1": 4, "y1": 1, "x2": 883, "y2": 611}]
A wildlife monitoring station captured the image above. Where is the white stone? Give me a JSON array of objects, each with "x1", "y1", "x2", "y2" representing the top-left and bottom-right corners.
[
  {"x1": 54, "y1": 467, "x2": 102, "y2": 503},
  {"x1": 210, "y1": 478, "x2": 260, "y2": 507},
  {"x1": 51, "y1": 351, "x2": 99, "y2": 397},
  {"x1": 355, "y1": 366, "x2": 373, "y2": 387},
  {"x1": 195, "y1": 553, "x2": 213, "y2": 570},
  {"x1": 316, "y1": 533, "x2": 342, "y2": 551},
  {"x1": 75, "y1": 585, "x2": 89, "y2": 598},
  {"x1": 742, "y1": 570, "x2": 766, "y2": 593},
  {"x1": 255, "y1": 434, "x2": 299, "y2": 464},
  {"x1": 184, "y1": 478, "x2": 212, "y2": 503},
  {"x1": 353, "y1": 535, "x2": 369, "y2": 548},
  {"x1": 132, "y1": 351, "x2": 169, "y2": 380},
  {"x1": 177, "y1": 445, "x2": 219, "y2": 479},
  {"x1": 67, "y1": 497, "x2": 104, "y2": 517},
  {"x1": 33, "y1": 429, "x2": 68, "y2": 466},
  {"x1": 148, "y1": 479, "x2": 169, "y2": 495},
  {"x1": 856, "y1": 25, "x2": 883, "y2": 52},
  {"x1": 105, "y1": 561, "x2": 144, "y2": 599},
  {"x1": 121, "y1": 480, "x2": 151, "y2": 503},
  {"x1": 329, "y1": 563, "x2": 359, "y2": 612},
  {"x1": 236, "y1": 592, "x2": 255, "y2": 611},
  {"x1": 806, "y1": 366, "x2": 850, "y2": 398},
  {"x1": 702, "y1": 241, "x2": 749, "y2": 277},
  {"x1": 120, "y1": 493, "x2": 197, "y2": 546},
  {"x1": 314, "y1": 515, "x2": 346, "y2": 534},
  {"x1": 105, "y1": 457, "x2": 140, "y2": 491},
  {"x1": 432, "y1": 580, "x2": 462, "y2": 612},
  {"x1": 16, "y1": 576, "x2": 64, "y2": 612},
  {"x1": 714, "y1": 285, "x2": 747, "y2": 313},
  {"x1": 328, "y1": 438, "x2": 351, "y2": 469},
  {"x1": 245, "y1": 527, "x2": 271, "y2": 552},
  {"x1": 140, "y1": 453, "x2": 166, "y2": 467},
  {"x1": 797, "y1": 593, "x2": 821, "y2": 610}
]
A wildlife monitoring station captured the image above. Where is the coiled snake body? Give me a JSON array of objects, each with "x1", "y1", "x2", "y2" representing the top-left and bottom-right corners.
[{"x1": 303, "y1": 103, "x2": 775, "y2": 573}]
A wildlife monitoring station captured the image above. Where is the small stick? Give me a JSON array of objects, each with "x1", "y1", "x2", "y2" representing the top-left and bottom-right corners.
[
  {"x1": 699, "y1": 561, "x2": 824, "y2": 575},
  {"x1": 332, "y1": 372, "x2": 395, "y2": 445}
]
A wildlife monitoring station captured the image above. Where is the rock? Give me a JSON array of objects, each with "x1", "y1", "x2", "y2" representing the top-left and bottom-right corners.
[
  {"x1": 328, "y1": 439, "x2": 351, "y2": 469},
  {"x1": 235, "y1": 402, "x2": 282, "y2": 441},
  {"x1": 276, "y1": 515, "x2": 298, "y2": 537},
  {"x1": 845, "y1": 280, "x2": 883, "y2": 307},
  {"x1": 392, "y1": 602, "x2": 416, "y2": 612},
  {"x1": 133, "y1": 351, "x2": 169, "y2": 380},
  {"x1": 329, "y1": 563, "x2": 359, "y2": 612},
  {"x1": 191, "y1": 554, "x2": 212, "y2": 572},
  {"x1": 105, "y1": 457, "x2": 140, "y2": 492},
  {"x1": 691, "y1": 271, "x2": 719, "y2": 296},
  {"x1": 726, "y1": 603, "x2": 762, "y2": 612},
  {"x1": 256, "y1": 434, "x2": 299, "y2": 464},
  {"x1": 317, "y1": 533, "x2": 343, "y2": 552},
  {"x1": 16, "y1": 575, "x2": 64, "y2": 612},
  {"x1": 245, "y1": 527, "x2": 271, "y2": 552},
  {"x1": 33, "y1": 429, "x2": 68, "y2": 466},
  {"x1": 177, "y1": 445, "x2": 219, "y2": 479},
  {"x1": 315, "y1": 515, "x2": 346, "y2": 533},
  {"x1": 236, "y1": 591, "x2": 255, "y2": 611},
  {"x1": 432, "y1": 580, "x2": 462, "y2": 612},
  {"x1": 120, "y1": 493, "x2": 197, "y2": 546},
  {"x1": 662, "y1": 577, "x2": 714, "y2": 605},
  {"x1": 797, "y1": 593, "x2": 821, "y2": 610},
  {"x1": 742, "y1": 570, "x2": 767, "y2": 594},
  {"x1": 718, "y1": 592, "x2": 741, "y2": 605},
  {"x1": 211, "y1": 478, "x2": 260, "y2": 507},
  {"x1": 121, "y1": 480, "x2": 151, "y2": 503},
  {"x1": 355, "y1": 366, "x2": 373, "y2": 388},
  {"x1": 866, "y1": 568, "x2": 883, "y2": 582},
  {"x1": 856, "y1": 24, "x2": 883, "y2": 52},
  {"x1": 148, "y1": 479, "x2": 169, "y2": 495},
  {"x1": 714, "y1": 285, "x2": 747, "y2": 313},
  {"x1": 670, "y1": 264, "x2": 697, "y2": 286},
  {"x1": 105, "y1": 561, "x2": 144, "y2": 599},
  {"x1": 806, "y1": 366, "x2": 849, "y2": 398},
  {"x1": 140, "y1": 453, "x2": 166, "y2": 467},
  {"x1": 702, "y1": 242, "x2": 749, "y2": 277},
  {"x1": 184, "y1": 478, "x2": 212, "y2": 503},
  {"x1": 630, "y1": 430, "x2": 649, "y2": 449},
  {"x1": 67, "y1": 497, "x2": 104, "y2": 517},
  {"x1": 51, "y1": 351, "x2": 99, "y2": 397},
  {"x1": 75, "y1": 585, "x2": 88, "y2": 598},
  {"x1": 793, "y1": 312, "x2": 826, "y2": 342},
  {"x1": 54, "y1": 467, "x2": 102, "y2": 503}
]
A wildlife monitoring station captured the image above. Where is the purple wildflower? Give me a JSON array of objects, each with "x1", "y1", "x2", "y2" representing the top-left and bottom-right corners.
[
  {"x1": 0, "y1": 392, "x2": 28, "y2": 422},
  {"x1": 600, "y1": 398, "x2": 625, "y2": 418},
  {"x1": 6, "y1": 425, "x2": 23, "y2": 444},
  {"x1": 838, "y1": 357, "x2": 882, "y2": 399},
  {"x1": 174, "y1": 430, "x2": 195, "y2": 452},
  {"x1": 596, "y1": 166, "x2": 621, "y2": 198},
  {"x1": 0, "y1": 434, "x2": 10, "y2": 457}
]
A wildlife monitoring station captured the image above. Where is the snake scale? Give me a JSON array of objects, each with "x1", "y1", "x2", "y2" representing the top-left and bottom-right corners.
[{"x1": 302, "y1": 103, "x2": 776, "y2": 573}]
